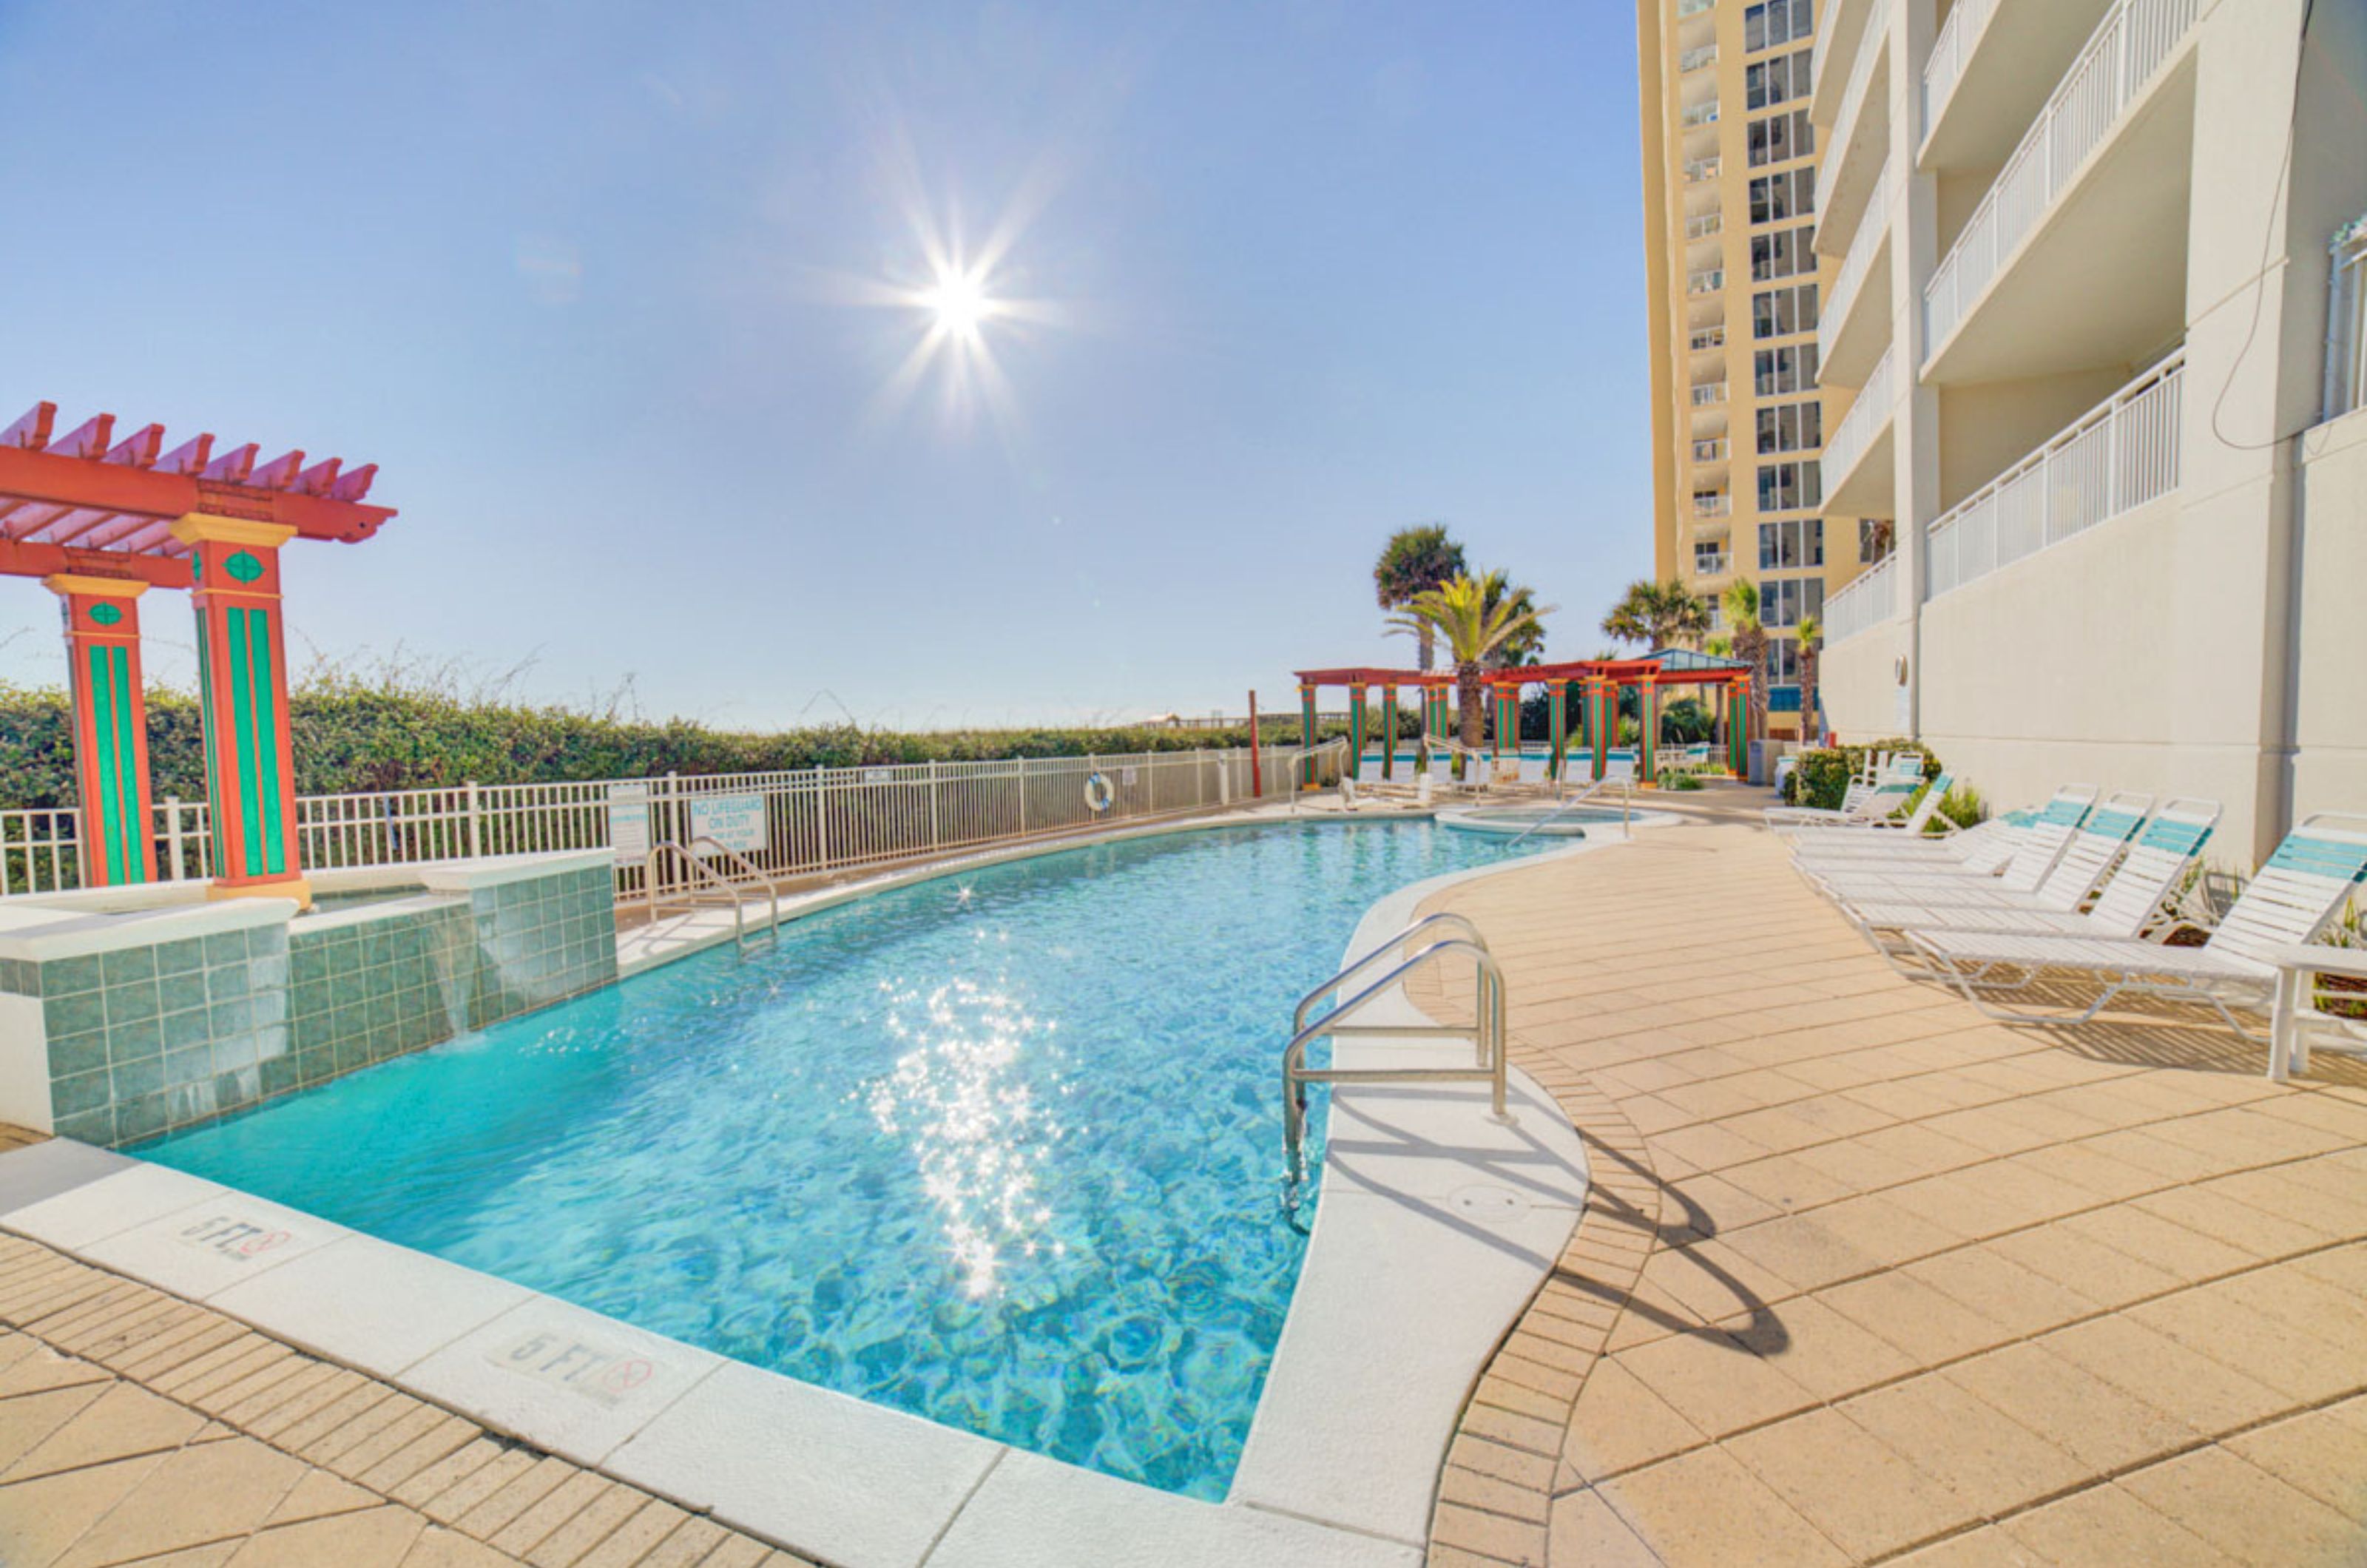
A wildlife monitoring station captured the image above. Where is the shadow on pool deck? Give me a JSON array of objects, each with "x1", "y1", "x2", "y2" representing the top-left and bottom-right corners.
[{"x1": 1406, "y1": 783, "x2": 2367, "y2": 1567}]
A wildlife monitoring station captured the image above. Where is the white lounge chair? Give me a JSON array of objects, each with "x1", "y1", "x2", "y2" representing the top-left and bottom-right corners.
[
  {"x1": 1902, "y1": 814, "x2": 2367, "y2": 1041},
  {"x1": 1773, "y1": 769, "x2": 1956, "y2": 837},
  {"x1": 1805, "y1": 786, "x2": 2098, "y2": 903},
  {"x1": 1791, "y1": 807, "x2": 2022, "y2": 869}
]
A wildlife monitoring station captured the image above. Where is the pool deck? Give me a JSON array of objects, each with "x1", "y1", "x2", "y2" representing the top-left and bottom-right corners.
[
  {"x1": 0, "y1": 787, "x2": 2361, "y2": 1564},
  {"x1": 1405, "y1": 786, "x2": 2367, "y2": 1566}
]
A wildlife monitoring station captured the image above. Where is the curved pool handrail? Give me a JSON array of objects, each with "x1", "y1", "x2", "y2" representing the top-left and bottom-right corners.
[
  {"x1": 1505, "y1": 775, "x2": 1633, "y2": 850},
  {"x1": 1291, "y1": 911, "x2": 1488, "y2": 1035}
]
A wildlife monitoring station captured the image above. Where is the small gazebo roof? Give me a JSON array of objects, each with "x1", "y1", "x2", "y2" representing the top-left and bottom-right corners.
[
  {"x1": 0, "y1": 400, "x2": 396, "y2": 588},
  {"x1": 1293, "y1": 654, "x2": 1749, "y2": 689},
  {"x1": 1646, "y1": 646, "x2": 1752, "y2": 672}
]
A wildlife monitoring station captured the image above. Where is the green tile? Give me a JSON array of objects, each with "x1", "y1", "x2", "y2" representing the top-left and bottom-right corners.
[
  {"x1": 114, "y1": 1092, "x2": 168, "y2": 1143},
  {"x1": 49, "y1": 1030, "x2": 109, "y2": 1078},
  {"x1": 52, "y1": 1069, "x2": 111, "y2": 1118},
  {"x1": 100, "y1": 947, "x2": 157, "y2": 986},
  {"x1": 107, "y1": 1018, "x2": 163, "y2": 1064},
  {"x1": 161, "y1": 1007, "x2": 210, "y2": 1051},
  {"x1": 203, "y1": 931, "x2": 249, "y2": 967},
  {"x1": 259, "y1": 1055, "x2": 300, "y2": 1097},
  {"x1": 163, "y1": 1044, "x2": 212, "y2": 1088},
  {"x1": 41, "y1": 955, "x2": 102, "y2": 997},
  {"x1": 104, "y1": 981, "x2": 159, "y2": 1027},
  {"x1": 154, "y1": 937, "x2": 206, "y2": 977},
  {"x1": 249, "y1": 954, "x2": 288, "y2": 990},
  {"x1": 53, "y1": 1108, "x2": 115, "y2": 1146},
  {"x1": 206, "y1": 962, "x2": 250, "y2": 1001},
  {"x1": 158, "y1": 971, "x2": 209, "y2": 1014},
  {"x1": 111, "y1": 1056, "x2": 166, "y2": 1101},
  {"x1": 208, "y1": 998, "x2": 254, "y2": 1038},
  {"x1": 42, "y1": 990, "x2": 105, "y2": 1039}
]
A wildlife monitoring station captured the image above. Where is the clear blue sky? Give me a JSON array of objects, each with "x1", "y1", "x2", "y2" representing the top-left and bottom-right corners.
[{"x1": 1, "y1": 0, "x2": 1652, "y2": 730}]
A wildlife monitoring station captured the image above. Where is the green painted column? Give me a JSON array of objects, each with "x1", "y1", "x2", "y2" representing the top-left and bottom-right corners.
[
  {"x1": 1347, "y1": 683, "x2": 1367, "y2": 784},
  {"x1": 1589, "y1": 680, "x2": 1610, "y2": 781},
  {"x1": 1300, "y1": 683, "x2": 1319, "y2": 786},
  {"x1": 1546, "y1": 680, "x2": 1567, "y2": 781},
  {"x1": 1379, "y1": 685, "x2": 1396, "y2": 780},
  {"x1": 1639, "y1": 678, "x2": 1659, "y2": 785},
  {"x1": 1727, "y1": 686, "x2": 1749, "y2": 776}
]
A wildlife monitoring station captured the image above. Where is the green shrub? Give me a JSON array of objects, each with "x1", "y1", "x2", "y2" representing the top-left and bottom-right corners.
[
  {"x1": 1663, "y1": 772, "x2": 1704, "y2": 792},
  {"x1": 1780, "y1": 739, "x2": 1944, "y2": 810}
]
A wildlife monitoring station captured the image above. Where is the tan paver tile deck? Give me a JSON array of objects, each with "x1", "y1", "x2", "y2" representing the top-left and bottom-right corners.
[
  {"x1": 0, "y1": 1224, "x2": 814, "y2": 1568},
  {"x1": 1407, "y1": 791, "x2": 2367, "y2": 1566}
]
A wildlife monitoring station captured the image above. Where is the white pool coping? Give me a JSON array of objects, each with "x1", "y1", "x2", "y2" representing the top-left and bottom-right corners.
[{"x1": 0, "y1": 808, "x2": 1655, "y2": 1567}]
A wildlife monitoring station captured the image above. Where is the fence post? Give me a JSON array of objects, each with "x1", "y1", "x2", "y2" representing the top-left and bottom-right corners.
[
  {"x1": 928, "y1": 760, "x2": 942, "y2": 849},
  {"x1": 163, "y1": 797, "x2": 183, "y2": 882},
  {"x1": 465, "y1": 780, "x2": 483, "y2": 860},
  {"x1": 1016, "y1": 757, "x2": 1028, "y2": 836},
  {"x1": 1218, "y1": 746, "x2": 1230, "y2": 807}
]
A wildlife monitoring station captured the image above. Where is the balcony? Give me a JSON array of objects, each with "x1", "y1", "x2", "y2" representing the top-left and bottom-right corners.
[
  {"x1": 1920, "y1": 0, "x2": 2116, "y2": 169},
  {"x1": 1680, "y1": 44, "x2": 1718, "y2": 74},
  {"x1": 1692, "y1": 493, "x2": 1731, "y2": 518},
  {"x1": 1689, "y1": 382, "x2": 1728, "y2": 407},
  {"x1": 1821, "y1": 342, "x2": 1896, "y2": 514},
  {"x1": 1692, "y1": 437, "x2": 1729, "y2": 462},
  {"x1": 1809, "y1": 0, "x2": 1877, "y2": 129},
  {"x1": 1685, "y1": 212, "x2": 1723, "y2": 242},
  {"x1": 1677, "y1": 0, "x2": 1716, "y2": 18},
  {"x1": 1819, "y1": 1, "x2": 1891, "y2": 267},
  {"x1": 1823, "y1": 552, "x2": 1902, "y2": 644},
  {"x1": 1692, "y1": 553, "x2": 1732, "y2": 579},
  {"x1": 1684, "y1": 158, "x2": 1722, "y2": 186},
  {"x1": 1928, "y1": 353, "x2": 2183, "y2": 598},
  {"x1": 1923, "y1": 0, "x2": 2204, "y2": 379},
  {"x1": 1686, "y1": 268, "x2": 1725, "y2": 297},
  {"x1": 1817, "y1": 155, "x2": 1896, "y2": 383},
  {"x1": 1681, "y1": 100, "x2": 1721, "y2": 130}
]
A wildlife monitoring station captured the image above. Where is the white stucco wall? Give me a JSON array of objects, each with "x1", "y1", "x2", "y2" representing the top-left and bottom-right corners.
[{"x1": 2290, "y1": 405, "x2": 2367, "y2": 828}]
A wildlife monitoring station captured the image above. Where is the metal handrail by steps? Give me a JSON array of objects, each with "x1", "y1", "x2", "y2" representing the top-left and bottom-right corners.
[
  {"x1": 1284, "y1": 737, "x2": 1351, "y2": 814},
  {"x1": 644, "y1": 837, "x2": 780, "y2": 955},
  {"x1": 1280, "y1": 913, "x2": 1512, "y2": 1206},
  {"x1": 1505, "y1": 774, "x2": 1635, "y2": 851}
]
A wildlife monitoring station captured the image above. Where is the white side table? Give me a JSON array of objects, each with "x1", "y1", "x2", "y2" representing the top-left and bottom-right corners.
[{"x1": 2267, "y1": 944, "x2": 2367, "y2": 1081}]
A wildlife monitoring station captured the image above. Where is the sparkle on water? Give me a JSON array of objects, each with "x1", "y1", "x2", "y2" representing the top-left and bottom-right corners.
[{"x1": 135, "y1": 821, "x2": 1546, "y2": 1498}]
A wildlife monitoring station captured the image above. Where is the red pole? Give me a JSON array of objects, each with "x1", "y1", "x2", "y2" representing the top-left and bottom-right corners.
[{"x1": 1248, "y1": 691, "x2": 1262, "y2": 797}]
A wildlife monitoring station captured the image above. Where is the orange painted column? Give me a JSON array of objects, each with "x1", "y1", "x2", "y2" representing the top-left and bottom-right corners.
[
  {"x1": 44, "y1": 575, "x2": 158, "y2": 886},
  {"x1": 171, "y1": 515, "x2": 309, "y2": 905}
]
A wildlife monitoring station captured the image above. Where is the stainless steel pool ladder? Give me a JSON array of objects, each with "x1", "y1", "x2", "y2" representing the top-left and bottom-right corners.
[
  {"x1": 645, "y1": 838, "x2": 781, "y2": 955},
  {"x1": 1280, "y1": 912, "x2": 1511, "y2": 1194},
  {"x1": 1505, "y1": 774, "x2": 1634, "y2": 850}
]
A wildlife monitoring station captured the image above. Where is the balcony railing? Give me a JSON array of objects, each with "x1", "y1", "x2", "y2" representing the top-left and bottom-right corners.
[
  {"x1": 1693, "y1": 493, "x2": 1731, "y2": 517},
  {"x1": 1823, "y1": 552, "x2": 1902, "y2": 643},
  {"x1": 1677, "y1": 0, "x2": 1716, "y2": 19},
  {"x1": 1681, "y1": 101, "x2": 1721, "y2": 130},
  {"x1": 1690, "y1": 383, "x2": 1729, "y2": 406},
  {"x1": 1685, "y1": 213, "x2": 1723, "y2": 242},
  {"x1": 1922, "y1": 0, "x2": 1999, "y2": 138},
  {"x1": 1692, "y1": 437, "x2": 1729, "y2": 462},
  {"x1": 1693, "y1": 553, "x2": 1732, "y2": 578},
  {"x1": 1689, "y1": 326, "x2": 1726, "y2": 352},
  {"x1": 1829, "y1": 0, "x2": 1888, "y2": 171},
  {"x1": 1823, "y1": 343, "x2": 1896, "y2": 496},
  {"x1": 1684, "y1": 158, "x2": 1722, "y2": 185},
  {"x1": 1923, "y1": 0, "x2": 2203, "y2": 359},
  {"x1": 1820, "y1": 155, "x2": 1894, "y2": 363},
  {"x1": 1687, "y1": 268, "x2": 1725, "y2": 297},
  {"x1": 1928, "y1": 353, "x2": 2184, "y2": 598},
  {"x1": 1680, "y1": 43, "x2": 1719, "y2": 72}
]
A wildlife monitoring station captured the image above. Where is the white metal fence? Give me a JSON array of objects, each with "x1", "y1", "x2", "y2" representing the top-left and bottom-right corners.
[
  {"x1": 1922, "y1": 0, "x2": 2201, "y2": 357},
  {"x1": 1823, "y1": 342, "x2": 1897, "y2": 500},
  {"x1": 1823, "y1": 552, "x2": 1903, "y2": 646},
  {"x1": 1928, "y1": 353, "x2": 2184, "y2": 598},
  {"x1": 1920, "y1": 0, "x2": 1997, "y2": 137},
  {"x1": 0, "y1": 744, "x2": 1328, "y2": 902}
]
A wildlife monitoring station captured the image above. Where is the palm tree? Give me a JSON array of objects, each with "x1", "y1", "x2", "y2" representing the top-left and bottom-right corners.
[
  {"x1": 1796, "y1": 614, "x2": 1824, "y2": 747},
  {"x1": 1601, "y1": 578, "x2": 1710, "y2": 651},
  {"x1": 1387, "y1": 574, "x2": 1556, "y2": 751},
  {"x1": 1722, "y1": 579, "x2": 1769, "y2": 743},
  {"x1": 1478, "y1": 570, "x2": 1547, "y2": 669},
  {"x1": 1373, "y1": 525, "x2": 1467, "y2": 672}
]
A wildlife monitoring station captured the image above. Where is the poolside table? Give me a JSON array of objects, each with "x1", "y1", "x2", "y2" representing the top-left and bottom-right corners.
[{"x1": 2266, "y1": 943, "x2": 2367, "y2": 1081}]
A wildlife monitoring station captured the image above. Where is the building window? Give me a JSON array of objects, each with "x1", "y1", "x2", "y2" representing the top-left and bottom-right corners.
[
  {"x1": 1756, "y1": 400, "x2": 1823, "y2": 455},
  {"x1": 1744, "y1": 47, "x2": 1814, "y2": 111},
  {"x1": 1755, "y1": 342, "x2": 1820, "y2": 396},
  {"x1": 1744, "y1": 0, "x2": 1814, "y2": 53},
  {"x1": 1752, "y1": 282, "x2": 1820, "y2": 339},
  {"x1": 1766, "y1": 634, "x2": 1805, "y2": 682},
  {"x1": 1750, "y1": 223, "x2": 1817, "y2": 281},
  {"x1": 1757, "y1": 518, "x2": 1825, "y2": 570},
  {"x1": 1860, "y1": 518, "x2": 1895, "y2": 564},
  {"x1": 1694, "y1": 538, "x2": 1728, "y2": 575},
  {"x1": 1747, "y1": 167, "x2": 1816, "y2": 226},
  {"x1": 1746, "y1": 107, "x2": 1814, "y2": 169},
  {"x1": 1757, "y1": 460, "x2": 1823, "y2": 514},
  {"x1": 1759, "y1": 579, "x2": 1825, "y2": 631}
]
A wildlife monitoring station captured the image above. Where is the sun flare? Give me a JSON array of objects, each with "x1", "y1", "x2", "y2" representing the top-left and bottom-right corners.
[{"x1": 919, "y1": 266, "x2": 995, "y2": 338}]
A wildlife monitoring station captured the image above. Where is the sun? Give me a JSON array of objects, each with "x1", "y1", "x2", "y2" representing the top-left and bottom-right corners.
[{"x1": 918, "y1": 266, "x2": 995, "y2": 339}]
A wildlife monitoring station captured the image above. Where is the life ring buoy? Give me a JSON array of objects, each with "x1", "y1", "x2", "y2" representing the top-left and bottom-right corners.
[{"x1": 1084, "y1": 772, "x2": 1115, "y2": 813}]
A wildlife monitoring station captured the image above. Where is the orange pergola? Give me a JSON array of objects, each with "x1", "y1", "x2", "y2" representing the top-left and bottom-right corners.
[
  {"x1": 1292, "y1": 651, "x2": 1753, "y2": 785},
  {"x1": 1, "y1": 400, "x2": 395, "y2": 902}
]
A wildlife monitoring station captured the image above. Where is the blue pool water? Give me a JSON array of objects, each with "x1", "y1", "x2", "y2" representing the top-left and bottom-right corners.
[{"x1": 135, "y1": 821, "x2": 1546, "y2": 1498}]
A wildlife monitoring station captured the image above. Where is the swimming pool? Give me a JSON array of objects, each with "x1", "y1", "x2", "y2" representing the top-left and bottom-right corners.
[{"x1": 133, "y1": 820, "x2": 1547, "y2": 1500}]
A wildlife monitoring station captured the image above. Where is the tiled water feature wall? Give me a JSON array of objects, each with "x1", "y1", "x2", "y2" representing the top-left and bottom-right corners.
[{"x1": 0, "y1": 852, "x2": 618, "y2": 1147}]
